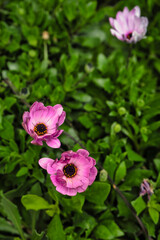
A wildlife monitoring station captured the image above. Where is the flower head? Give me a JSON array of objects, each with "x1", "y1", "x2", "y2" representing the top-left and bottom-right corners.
[
  {"x1": 39, "y1": 149, "x2": 97, "y2": 196},
  {"x1": 140, "y1": 179, "x2": 153, "y2": 200},
  {"x1": 22, "y1": 101, "x2": 66, "y2": 148},
  {"x1": 109, "y1": 6, "x2": 148, "y2": 43},
  {"x1": 42, "y1": 31, "x2": 50, "y2": 40}
]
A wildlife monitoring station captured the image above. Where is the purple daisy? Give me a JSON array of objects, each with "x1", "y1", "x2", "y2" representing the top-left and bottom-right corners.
[
  {"x1": 22, "y1": 101, "x2": 66, "y2": 148},
  {"x1": 109, "y1": 6, "x2": 148, "y2": 43}
]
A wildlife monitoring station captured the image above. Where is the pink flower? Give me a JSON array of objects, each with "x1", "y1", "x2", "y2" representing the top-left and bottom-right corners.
[
  {"x1": 140, "y1": 179, "x2": 153, "y2": 200},
  {"x1": 109, "y1": 6, "x2": 148, "y2": 43},
  {"x1": 39, "y1": 149, "x2": 97, "y2": 196},
  {"x1": 22, "y1": 102, "x2": 66, "y2": 148}
]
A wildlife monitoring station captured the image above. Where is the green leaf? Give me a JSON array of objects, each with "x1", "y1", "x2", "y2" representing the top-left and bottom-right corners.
[
  {"x1": 97, "y1": 53, "x2": 108, "y2": 73},
  {"x1": 73, "y1": 212, "x2": 97, "y2": 237},
  {"x1": 61, "y1": 194, "x2": 85, "y2": 213},
  {"x1": 0, "y1": 217, "x2": 18, "y2": 234},
  {"x1": 85, "y1": 1, "x2": 97, "y2": 18},
  {"x1": 63, "y1": 0, "x2": 77, "y2": 21},
  {"x1": 149, "y1": 208, "x2": 159, "y2": 224},
  {"x1": 126, "y1": 145, "x2": 145, "y2": 162},
  {"x1": 78, "y1": 115, "x2": 93, "y2": 128},
  {"x1": 0, "y1": 118, "x2": 14, "y2": 140},
  {"x1": 31, "y1": 230, "x2": 45, "y2": 240},
  {"x1": 47, "y1": 214, "x2": 65, "y2": 240},
  {"x1": 21, "y1": 194, "x2": 53, "y2": 211},
  {"x1": 84, "y1": 182, "x2": 111, "y2": 205},
  {"x1": 115, "y1": 161, "x2": 126, "y2": 184},
  {"x1": 131, "y1": 197, "x2": 146, "y2": 215},
  {"x1": 4, "y1": 97, "x2": 17, "y2": 110},
  {"x1": 72, "y1": 92, "x2": 92, "y2": 102},
  {"x1": 0, "y1": 193, "x2": 25, "y2": 240},
  {"x1": 94, "y1": 224, "x2": 113, "y2": 239},
  {"x1": 101, "y1": 220, "x2": 124, "y2": 238},
  {"x1": 93, "y1": 78, "x2": 114, "y2": 93},
  {"x1": 16, "y1": 167, "x2": 28, "y2": 177}
]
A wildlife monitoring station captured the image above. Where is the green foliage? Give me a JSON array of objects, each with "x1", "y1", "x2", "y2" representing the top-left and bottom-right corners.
[{"x1": 0, "y1": 0, "x2": 160, "y2": 239}]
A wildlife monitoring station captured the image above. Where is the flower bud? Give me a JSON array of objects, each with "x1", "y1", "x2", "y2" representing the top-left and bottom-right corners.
[
  {"x1": 29, "y1": 50, "x2": 37, "y2": 58},
  {"x1": 140, "y1": 179, "x2": 153, "y2": 200},
  {"x1": 114, "y1": 123, "x2": 121, "y2": 133},
  {"x1": 118, "y1": 107, "x2": 126, "y2": 116},
  {"x1": 137, "y1": 99, "x2": 145, "y2": 108},
  {"x1": 20, "y1": 88, "x2": 30, "y2": 98},
  {"x1": 42, "y1": 31, "x2": 50, "y2": 40},
  {"x1": 140, "y1": 126, "x2": 148, "y2": 135},
  {"x1": 99, "y1": 169, "x2": 108, "y2": 182},
  {"x1": 85, "y1": 63, "x2": 94, "y2": 73}
]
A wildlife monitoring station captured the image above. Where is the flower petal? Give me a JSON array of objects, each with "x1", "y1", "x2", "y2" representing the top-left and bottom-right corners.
[
  {"x1": 89, "y1": 167, "x2": 97, "y2": 185},
  {"x1": 31, "y1": 139, "x2": 43, "y2": 146},
  {"x1": 39, "y1": 158, "x2": 54, "y2": 170},
  {"x1": 77, "y1": 149, "x2": 89, "y2": 157},
  {"x1": 46, "y1": 138, "x2": 61, "y2": 148},
  {"x1": 110, "y1": 29, "x2": 124, "y2": 41},
  {"x1": 58, "y1": 111, "x2": 66, "y2": 126}
]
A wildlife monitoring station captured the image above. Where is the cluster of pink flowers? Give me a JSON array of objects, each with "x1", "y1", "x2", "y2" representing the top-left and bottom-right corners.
[
  {"x1": 22, "y1": 102, "x2": 97, "y2": 196},
  {"x1": 22, "y1": 6, "x2": 150, "y2": 196}
]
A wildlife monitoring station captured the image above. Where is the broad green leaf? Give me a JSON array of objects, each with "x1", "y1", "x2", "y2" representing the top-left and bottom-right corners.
[
  {"x1": 73, "y1": 212, "x2": 97, "y2": 237},
  {"x1": 0, "y1": 217, "x2": 18, "y2": 234},
  {"x1": 101, "y1": 220, "x2": 124, "y2": 238},
  {"x1": 126, "y1": 145, "x2": 145, "y2": 162},
  {"x1": 97, "y1": 53, "x2": 108, "y2": 73},
  {"x1": 0, "y1": 193, "x2": 25, "y2": 239},
  {"x1": 149, "y1": 208, "x2": 159, "y2": 224},
  {"x1": 47, "y1": 214, "x2": 65, "y2": 240},
  {"x1": 31, "y1": 230, "x2": 45, "y2": 240},
  {"x1": 0, "y1": 118, "x2": 14, "y2": 140},
  {"x1": 21, "y1": 194, "x2": 52, "y2": 211},
  {"x1": 84, "y1": 182, "x2": 110, "y2": 205},
  {"x1": 16, "y1": 167, "x2": 28, "y2": 177},
  {"x1": 131, "y1": 197, "x2": 146, "y2": 215},
  {"x1": 61, "y1": 194, "x2": 85, "y2": 213},
  {"x1": 94, "y1": 224, "x2": 113, "y2": 239},
  {"x1": 115, "y1": 161, "x2": 126, "y2": 184}
]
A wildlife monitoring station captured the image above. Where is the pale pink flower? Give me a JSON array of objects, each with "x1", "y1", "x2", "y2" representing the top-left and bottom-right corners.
[
  {"x1": 109, "y1": 6, "x2": 148, "y2": 43},
  {"x1": 39, "y1": 149, "x2": 97, "y2": 196},
  {"x1": 22, "y1": 102, "x2": 66, "y2": 148}
]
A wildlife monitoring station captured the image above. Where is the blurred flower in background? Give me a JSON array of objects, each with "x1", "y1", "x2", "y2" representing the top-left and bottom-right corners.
[
  {"x1": 22, "y1": 101, "x2": 66, "y2": 148},
  {"x1": 140, "y1": 179, "x2": 153, "y2": 199},
  {"x1": 109, "y1": 6, "x2": 148, "y2": 43},
  {"x1": 39, "y1": 149, "x2": 97, "y2": 196},
  {"x1": 42, "y1": 31, "x2": 50, "y2": 40}
]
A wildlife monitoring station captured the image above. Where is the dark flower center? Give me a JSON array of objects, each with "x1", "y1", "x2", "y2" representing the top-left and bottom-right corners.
[
  {"x1": 63, "y1": 163, "x2": 77, "y2": 178},
  {"x1": 34, "y1": 123, "x2": 47, "y2": 136},
  {"x1": 126, "y1": 32, "x2": 132, "y2": 40}
]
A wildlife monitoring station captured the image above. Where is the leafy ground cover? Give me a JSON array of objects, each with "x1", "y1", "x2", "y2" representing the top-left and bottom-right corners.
[{"x1": 0, "y1": 0, "x2": 160, "y2": 239}]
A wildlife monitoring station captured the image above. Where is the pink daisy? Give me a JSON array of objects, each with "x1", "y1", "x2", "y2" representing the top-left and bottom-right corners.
[
  {"x1": 39, "y1": 149, "x2": 97, "y2": 196},
  {"x1": 22, "y1": 101, "x2": 66, "y2": 148},
  {"x1": 109, "y1": 6, "x2": 148, "y2": 43}
]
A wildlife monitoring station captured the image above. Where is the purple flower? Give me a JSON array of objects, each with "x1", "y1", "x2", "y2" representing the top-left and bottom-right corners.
[
  {"x1": 39, "y1": 149, "x2": 97, "y2": 196},
  {"x1": 109, "y1": 6, "x2": 148, "y2": 43},
  {"x1": 22, "y1": 101, "x2": 66, "y2": 148},
  {"x1": 140, "y1": 179, "x2": 153, "y2": 199}
]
